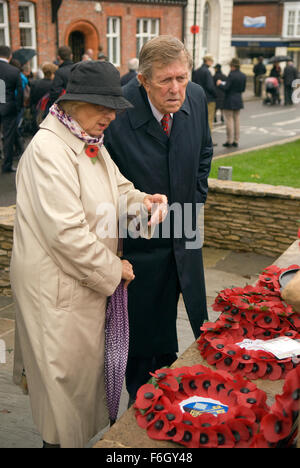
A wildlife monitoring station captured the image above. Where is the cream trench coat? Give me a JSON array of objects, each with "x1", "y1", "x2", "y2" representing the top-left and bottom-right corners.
[{"x1": 10, "y1": 113, "x2": 148, "y2": 448}]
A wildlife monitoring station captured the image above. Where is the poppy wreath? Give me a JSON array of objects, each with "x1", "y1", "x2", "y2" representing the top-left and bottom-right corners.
[
  {"x1": 197, "y1": 265, "x2": 300, "y2": 381},
  {"x1": 134, "y1": 364, "x2": 300, "y2": 448}
]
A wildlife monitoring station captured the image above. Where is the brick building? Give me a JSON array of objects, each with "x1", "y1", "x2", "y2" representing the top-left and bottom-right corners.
[
  {"x1": 232, "y1": 0, "x2": 300, "y2": 68},
  {"x1": 0, "y1": 0, "x2": 186, "y2": 74}
]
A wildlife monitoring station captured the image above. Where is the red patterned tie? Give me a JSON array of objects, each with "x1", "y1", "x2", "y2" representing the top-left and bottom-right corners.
[{"x1": 161, "y1": 113, "x2": 171, "y2": 136}]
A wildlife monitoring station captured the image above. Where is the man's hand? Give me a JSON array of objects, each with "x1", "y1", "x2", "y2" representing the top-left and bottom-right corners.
[{"x1": 143, "y1": 194, "x2": 168, "y2": 226}]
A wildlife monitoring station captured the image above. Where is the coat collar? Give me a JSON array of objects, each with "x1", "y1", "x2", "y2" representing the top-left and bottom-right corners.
[{"x1": 39, "y1": 113, "x2": 85, "y2": 156}]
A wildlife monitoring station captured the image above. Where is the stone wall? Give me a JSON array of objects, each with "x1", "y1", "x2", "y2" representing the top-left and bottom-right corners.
[
  {"x1": 0, "y1": 207, "x2": 15, "y2": 296},
  {"x1": 204, "y1": 180, "x2": 300, "y2": 256}
]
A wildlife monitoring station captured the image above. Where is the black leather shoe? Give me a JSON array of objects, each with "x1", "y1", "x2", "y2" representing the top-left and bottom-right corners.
[
  {"x1": 223, "y1": 142, "x2": 232, "y2": 147},
  {"x1": 232, "y1": 142, "x2": 239, "y2": 147}
]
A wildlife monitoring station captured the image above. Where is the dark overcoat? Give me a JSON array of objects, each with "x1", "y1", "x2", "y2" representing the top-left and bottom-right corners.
[
  {"x1": 219, "y1": 69, "x2": 246, "y2": 110},
  {"x1": 104, "y1": 78, "x2": 213, "y2": 358}
]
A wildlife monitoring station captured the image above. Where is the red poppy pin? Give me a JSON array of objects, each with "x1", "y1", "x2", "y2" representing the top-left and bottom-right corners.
[{"x1": 85, "y1": 145, "x2": 99, "y2": 164}]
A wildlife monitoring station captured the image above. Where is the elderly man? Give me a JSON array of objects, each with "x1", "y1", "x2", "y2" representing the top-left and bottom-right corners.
[{"x1": 104, "y1": 35, "x2": 213, "y2": 404}]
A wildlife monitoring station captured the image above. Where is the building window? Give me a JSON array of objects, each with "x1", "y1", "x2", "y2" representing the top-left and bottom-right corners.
[
  {"x1": 283, "y1": 4, "x2": 300, "y2": 38},
  {"x1": 107, "y1": 17, "x2": 121, "y2": 66},
  {"x1": 202, "y1": 2, "x2": 210, "y2": 56},
  {"x1": 0, "y1": 1, "x2": 9, "y2": 46},
  {"x1": 136, "y1": 19, "x2": 160, "y2": 56},
  {"x1": 18, "y1": 2, "x2": 37, "y2": 70}
]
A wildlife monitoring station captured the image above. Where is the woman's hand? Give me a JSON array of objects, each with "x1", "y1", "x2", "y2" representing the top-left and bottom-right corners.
[
  {"x1": 143, "y1": 194, "x2": 168, "y2": 226},
  {"x1": 121, "y1": 259, "x2": 135, "y2": 289}
]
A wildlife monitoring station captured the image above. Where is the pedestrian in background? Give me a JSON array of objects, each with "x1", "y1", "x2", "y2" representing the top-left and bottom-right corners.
[
  {"x1": 213, "y1": 63, "x2": 226, "y2": 123},
  {"x1": 30, "y1": 62, "x2": 58, "y2": 132},
  {"x1": 192, "y1": 54, "x2": 217, "y2": 134},
  {"x1": 121, "y1": 58, "x2": 139, "y2": 86},
  {"x1": 0, "y1": 45, "x2": 23, "y2": 173},
  {"x1": 105, "y1": 35, "x2": 213, "y2": 405},
  {"x1": 283, "y1": 60, "x2": 298, "y2": 105},
  {"x1": 217, "y1": 57, "x2": 246, "y2": 148},
  {"x1": 253, "y1": 56, "x2": 266, "y2": 97},
  {"x1": 48, "y1": 46, "x2": 73, "y2": 108}
]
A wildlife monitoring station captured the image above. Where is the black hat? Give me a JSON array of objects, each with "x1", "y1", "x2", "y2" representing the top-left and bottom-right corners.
[{"x1": 56, "y1": 60, "x2": 133, "y2": 110}]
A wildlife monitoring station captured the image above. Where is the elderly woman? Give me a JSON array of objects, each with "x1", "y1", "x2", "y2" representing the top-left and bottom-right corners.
[{"x1": 10, "y1": 61, "x2": 167, "y2": 448}]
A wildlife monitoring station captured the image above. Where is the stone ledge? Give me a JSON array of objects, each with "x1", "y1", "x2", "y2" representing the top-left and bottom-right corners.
[
  {"x1": 0, "y1": 206, "x2": 15, "y2": 230},
  {"x1": 208, "y1": 179, "x2": 300, "y2": 200}
]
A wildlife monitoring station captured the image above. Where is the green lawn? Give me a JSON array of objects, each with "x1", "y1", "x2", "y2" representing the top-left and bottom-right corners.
[{"x1": 210, "y1": 140, "x2": 300, "y2": 188}]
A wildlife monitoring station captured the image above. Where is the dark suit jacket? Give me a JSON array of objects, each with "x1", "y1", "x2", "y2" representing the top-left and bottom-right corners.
[
  {"x1": 121, "y1": 70, "x2": 137, "y2": 86},
  {"x1": 219, "y1": 69, "x2": 246, "y2": 110},
  {"x1": 283, "y1": 65, "x2": 298, "y2": 86},
  {"x1": 30, "y1": 78, "x2": 53, "y2": 108},
  {"x1": 104, "y1": 79, "x2": 213, "y2": 356},
  {"x1": 0, "y1": 59, "x2": 23, "y2": 115},
  {"x1": 49, "y1": 60, "x2": 73, "y2": 106},
  {"x1": 192, "y1": 64, "x2": 217, "y2": 102}
]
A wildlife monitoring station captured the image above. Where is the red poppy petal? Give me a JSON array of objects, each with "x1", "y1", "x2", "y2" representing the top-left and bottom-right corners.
[{"x1": 261, "y1": 413, "x2": 292, "y2": 443}]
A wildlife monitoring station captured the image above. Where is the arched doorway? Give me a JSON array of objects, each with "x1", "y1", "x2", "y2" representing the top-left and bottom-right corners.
[
  {"x1": 69, "y1": 31, "x2": 85, "y2": 62},
  {"x1": 65, "y1": 20, "x2": 100, "y2": 62}
]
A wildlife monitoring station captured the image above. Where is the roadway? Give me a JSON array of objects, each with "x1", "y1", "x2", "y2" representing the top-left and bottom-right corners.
[{"x1": 212, "y1": 99, "x2": 300, "y2": 156}]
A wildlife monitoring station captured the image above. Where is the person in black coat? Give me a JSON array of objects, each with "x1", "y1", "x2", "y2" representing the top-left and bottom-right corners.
[
  {"x1": 213, "y1": 64, "x2": 226, "y2": 123},
  {"x1": 192, "y1": 54, "x2": 217, "y2": 133},
  {"x1": 30, "y1": 62, "x2": 58, "y2": 133},
  {"x1": 104, "y1": 36, "x2": 213, "y2": 404},
  {"x1": 283, "y1": 61, "x2": 298, "y2": 105},
  {"x1": 121, "y1": 58, "x2": 139, "y2": 86},
  {"x1": 253, "y1": 56, "x2": 266, "y2": 97},
  {"x1": 217, "y1": 58, "x2": 246, "y2": 148},
  {"x1": 0, "y1": 45, "x2": 23, "y2": 173},
  {"x1": 48, "y1": 46, "x2": 73, "y2": 109}
]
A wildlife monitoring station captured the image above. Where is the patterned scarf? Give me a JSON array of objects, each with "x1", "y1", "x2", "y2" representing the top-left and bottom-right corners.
[{"x1": 49, "y1": 103, "x2": 104, "y2": 146}]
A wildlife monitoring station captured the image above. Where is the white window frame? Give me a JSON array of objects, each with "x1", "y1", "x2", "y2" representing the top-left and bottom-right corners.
[
  {"x1": 107, "y1": 17, "x2": 121, "y2": 67},
  {"x1": 0, "y1": 1, "x2": 10, "y2": 46},
  {"x1": 136, "y1": 18, "x2": 160, "y2": 55},
  {"x1": 283, "y1": 2, "x2": 300, "y2": 38},
  {"x1": 18, "y1": 1, "x2": 37, "y2": 70}
]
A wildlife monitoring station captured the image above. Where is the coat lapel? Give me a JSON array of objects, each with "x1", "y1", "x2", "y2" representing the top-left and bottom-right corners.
[
  {"x1": 127, "y1": 81, "x2": 169, "y2": 146},
  {"x1": 169, "y1": 92, "x2": 190, "y2": 144}
]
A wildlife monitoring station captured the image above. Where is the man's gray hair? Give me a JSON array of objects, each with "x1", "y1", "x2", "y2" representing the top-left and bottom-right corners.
[
  {"x1": 138, "y1": 35, "x2": 192, "y2": 80},
  {"x1": 128, "y1": 57, "x2": 139, "y2": 71}
]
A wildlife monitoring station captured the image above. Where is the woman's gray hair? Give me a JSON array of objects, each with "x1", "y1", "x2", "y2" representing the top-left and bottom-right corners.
[
  {"x1": 58, "y1": 100, "x2": 87, "y2": 117},
  {"x1": 138, "y1": 35, "x2": 192, "y2": 80}
]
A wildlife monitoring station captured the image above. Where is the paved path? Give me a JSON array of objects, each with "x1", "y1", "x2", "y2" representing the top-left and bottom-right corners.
[{"x1": 0, "y1": 247, "x2": 276, "y2": 448}]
